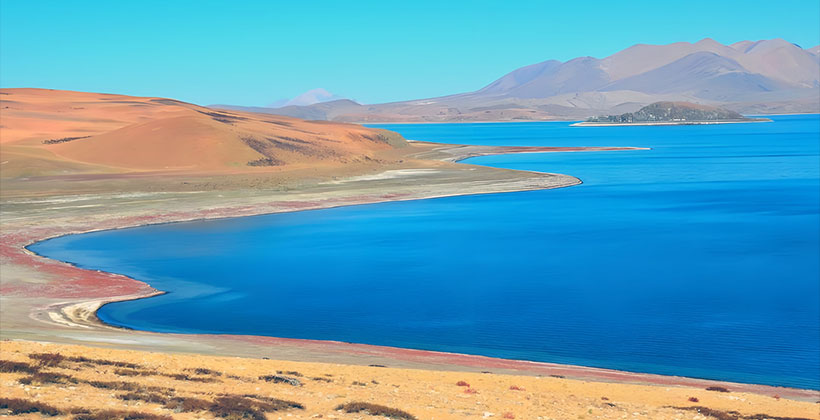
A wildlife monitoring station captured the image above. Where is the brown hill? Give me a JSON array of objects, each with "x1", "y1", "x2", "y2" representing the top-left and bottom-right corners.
[{"x1": 0, "y1": 89, "x2": 406, "y2": 177}]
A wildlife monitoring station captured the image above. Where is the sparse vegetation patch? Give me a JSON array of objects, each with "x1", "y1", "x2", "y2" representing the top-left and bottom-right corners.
[
  {"x1": 18, "y1": 371, "x2": 78, "y2": 385},
  {"x1": 84, "y1": 380, "x2": 171, "y2": 394},
  {"x1": 114, "y1": 368, "x2": 149, "y2": 377},
  {"x1": 258, "y1": 374, "x2": 302, "y2": 386},
  {"x1": 336, "y1": 402, "x2": 417, "y2": 420},
  {"x1": 239, "y1": 394, "x2": 304, "y2": 410},
  {"x1": 65, "y1": 356, "x2": 141, "y2": 369},
  {"x1": 266, "y1": 137, "x2": 313, "y2": 154},
  {"x1": 164, "y1": 396, "x2": 212, "y2": 412},
  {"x1": 672, "y1": 406, "x2": 814, "y2": 420},
  {"x1": 247, "y1": 157, "x2": 283, "y2": 166},
  {"x1": 208, "y1": 395, "x2": 303, "y2": 420},
  {"x1": 42, "y1": 136, "x2": 91, "y2": 144},
  {"x1": 29, "y1": 352, "x2": 65, "y2": 367},
  {"x1": 276, "y1": 370, "x2": 303, "y2": 377},
  {"x1": 185, "y1": 367, "x2": 222, "y2": 376},
  {"x1": 117, "y1": 392, "x2": 168, "y2": 404},
  {"x1": 0, "y1": 397, "x2": 62, "y2": 416},
  {"x1": 195, "y1": 109, "x2": 247, "y2": 123},
  {"x1": 0, "y1": 360, "x2": 39, "y2": 374},
  {"x1": 164, "y1": 372, "x2": 219, "y2": 382},
  {"x1": 71, "y1": 409, "x2": 173, "y2": 420}
]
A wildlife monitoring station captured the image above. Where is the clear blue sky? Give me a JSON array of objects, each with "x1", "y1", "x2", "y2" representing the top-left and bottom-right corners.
[{"x1": 2, "y1": 0, "x2": 818, "y2": 106}]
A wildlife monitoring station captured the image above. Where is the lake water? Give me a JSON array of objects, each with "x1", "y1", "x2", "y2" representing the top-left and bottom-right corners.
[{"x1": 30, "y1": 115, "x2": 820, "y2": 389}]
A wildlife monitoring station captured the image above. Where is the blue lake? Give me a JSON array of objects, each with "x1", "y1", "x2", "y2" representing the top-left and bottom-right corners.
[{"x1": 30, "y1": 115, "x2": 820, "y2": 389}]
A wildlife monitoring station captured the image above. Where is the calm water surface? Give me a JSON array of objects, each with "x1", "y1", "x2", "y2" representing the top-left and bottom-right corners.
[{"x1": 31, "y1": 115, "x2": 820, "y2": 389}]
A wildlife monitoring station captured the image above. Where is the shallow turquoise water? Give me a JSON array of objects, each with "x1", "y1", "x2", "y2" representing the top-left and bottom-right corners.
[{"x1": 30, "y1": 115, "x2": 820, "y2": 389}]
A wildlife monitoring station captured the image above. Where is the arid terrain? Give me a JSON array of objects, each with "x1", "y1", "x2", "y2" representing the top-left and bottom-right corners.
[
  {"x1": 0, "y1": 88, "x2": 408, "y2": 179},
  {"x1": 2, "y1": 341, "x2": 818, "y2": 420},
  {"x1": 1, "y1": 89, "x2": 817, "y2": 419}
]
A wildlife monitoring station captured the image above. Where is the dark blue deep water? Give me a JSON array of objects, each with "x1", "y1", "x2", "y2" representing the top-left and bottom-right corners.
[{"x1": 30, "y1": 115, "x2": 820, "y2": 389}]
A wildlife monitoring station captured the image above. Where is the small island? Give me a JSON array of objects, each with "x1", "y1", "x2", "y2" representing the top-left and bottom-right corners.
[{"x1": 572, "y1": 101, "x2": 772, "y2": 126}]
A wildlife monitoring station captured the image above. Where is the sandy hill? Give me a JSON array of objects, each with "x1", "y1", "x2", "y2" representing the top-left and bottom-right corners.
[
  {"x1": 219, "y1": 38, "x2": 820, "y2": 122},
  {"x1": 0, "y1": 89, "x2": 406, "y2": 178}
]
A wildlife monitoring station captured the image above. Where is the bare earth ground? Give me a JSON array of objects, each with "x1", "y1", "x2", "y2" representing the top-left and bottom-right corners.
[{"x1": 1, "y1": 89, "x2": 817, "y2": 418}]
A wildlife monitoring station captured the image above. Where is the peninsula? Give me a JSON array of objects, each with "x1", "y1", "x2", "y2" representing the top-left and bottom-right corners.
[{"x1": 572, "y1": 101, "x2": 772, "y2": 126}]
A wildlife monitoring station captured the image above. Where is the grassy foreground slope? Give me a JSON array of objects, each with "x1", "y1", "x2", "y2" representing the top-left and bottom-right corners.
[{"x1": 1, "y1": 341, "x2": 817, "y2": 420}]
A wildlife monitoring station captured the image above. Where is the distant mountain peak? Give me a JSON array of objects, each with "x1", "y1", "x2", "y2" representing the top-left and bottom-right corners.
[
  {"x1": 268, "y1": 88, "x2": 347, "y2": 108},
  {"x1": 743, "y1": 38, "x2": 796, "y2": 54},
  {"x1": 694, "y1": 37, "x2": 721, "y2": 46},
  {"x1": 730, "y1": 40, "x2": 755, "y2": 52}
]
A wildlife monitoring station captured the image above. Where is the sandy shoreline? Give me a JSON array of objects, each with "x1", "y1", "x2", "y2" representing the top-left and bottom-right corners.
[{"x1": 2, "y1": 142, "x2": 818, "y2": 408}]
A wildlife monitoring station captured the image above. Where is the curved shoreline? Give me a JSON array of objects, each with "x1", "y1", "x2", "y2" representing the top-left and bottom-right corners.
[{"x1": 3, "y1": 143, "x2": 818, "y2": 402}]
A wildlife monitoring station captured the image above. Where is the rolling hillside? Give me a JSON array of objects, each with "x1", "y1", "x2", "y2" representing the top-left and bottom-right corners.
[{"x1": 0, "y1": 89, "x2": 406, "y2": 178}]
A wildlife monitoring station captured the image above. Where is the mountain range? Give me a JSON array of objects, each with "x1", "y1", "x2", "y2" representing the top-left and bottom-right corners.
[{"x1": 216, "y1": 38, "x2": 820, "y2": 122}]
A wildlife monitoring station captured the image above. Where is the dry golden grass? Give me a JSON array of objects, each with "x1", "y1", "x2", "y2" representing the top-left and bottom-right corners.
[{"x1": 1, "y1": 341, "x2": 817, "y2": 420}]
